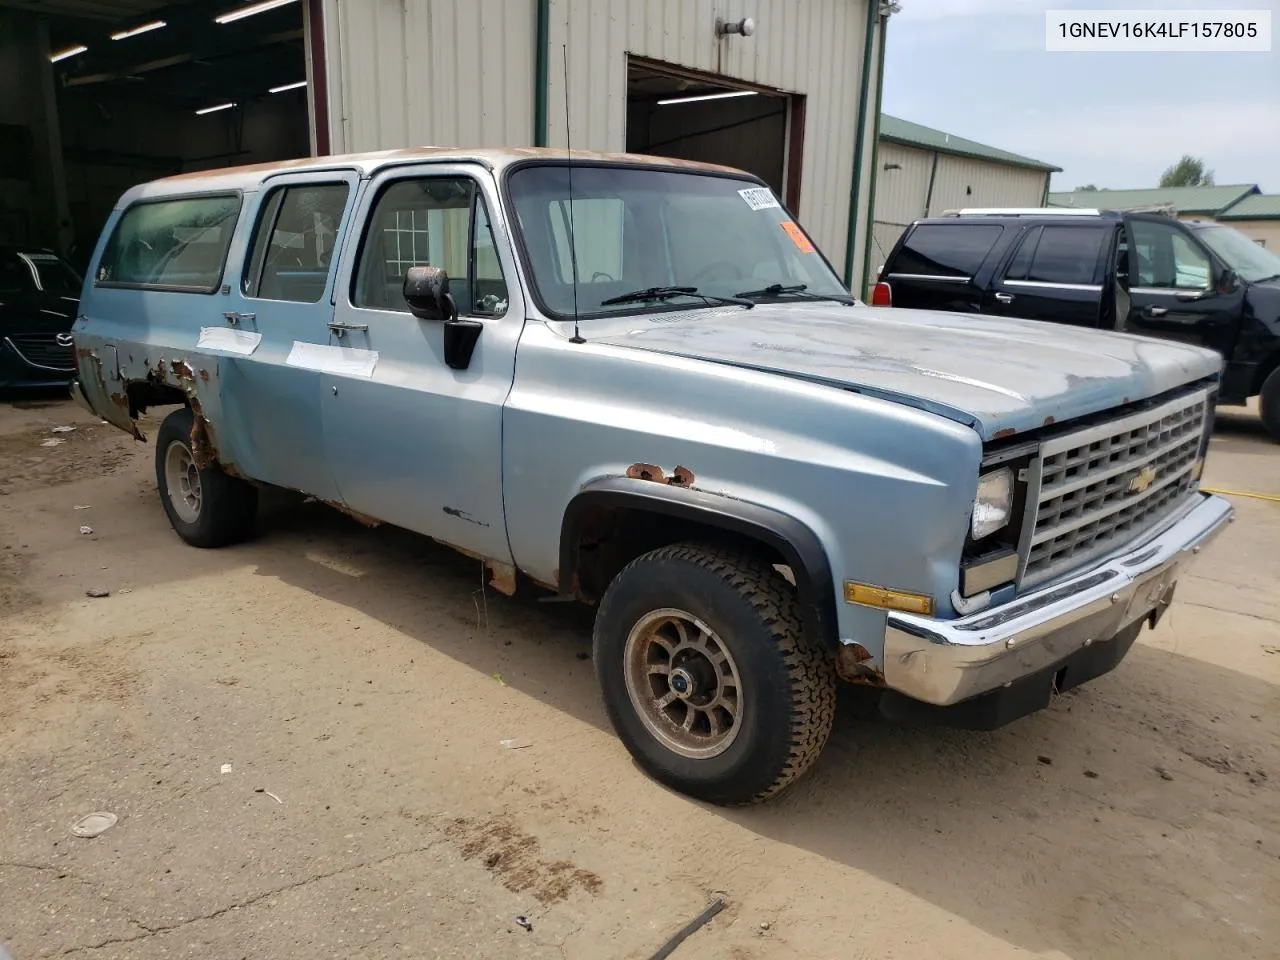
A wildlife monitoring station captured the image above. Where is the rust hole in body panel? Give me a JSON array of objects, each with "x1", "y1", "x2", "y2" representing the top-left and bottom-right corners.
[
  {"x1": 670, "y1": 465, "x2": 695, "y2": 487},
  {"x1": 171, "y1": 359, "x2": 195, "y2": 381},
  {"x1": 626, "y1": 463, "x2": 667, "y2": 483},
  {"x1": 992, "y1": 427, "x2": 1017, "y2": 440},
  {"x1": 1042, "y1": 415, "x2": 1056, "y2": 427}
]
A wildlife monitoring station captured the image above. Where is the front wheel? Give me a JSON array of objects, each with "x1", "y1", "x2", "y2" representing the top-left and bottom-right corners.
[
  {"x1": 593, "y1": 543, "x2": 837, "y2": 805},
  {"x1": 1260, "y1": 367, "x2": 1280, "y2": 442},
  {"x1": 155, "y1": 407, "x2": 258, "y2": 548}
]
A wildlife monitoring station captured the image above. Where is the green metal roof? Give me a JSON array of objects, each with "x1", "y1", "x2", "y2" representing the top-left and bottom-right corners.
[
  {"x1": 879, "y1": 115, "x2": 1061, "y2": 173},
  {"x1": 1218, "y1": 193, "x2": 1280, "y2": 221},
  {"x1": 1048, "y1": 184, "x2": 1260, "y2": 215}
]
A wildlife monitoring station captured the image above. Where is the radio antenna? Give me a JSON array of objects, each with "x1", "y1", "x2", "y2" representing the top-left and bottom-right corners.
[{"x1": 563, "y1": 42, "x2": 585, "y2": 344}]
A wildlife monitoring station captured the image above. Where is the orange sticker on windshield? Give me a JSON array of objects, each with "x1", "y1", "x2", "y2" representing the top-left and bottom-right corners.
[{"x1": 780, "y1": 220, "x2": 815, "y2": 254}]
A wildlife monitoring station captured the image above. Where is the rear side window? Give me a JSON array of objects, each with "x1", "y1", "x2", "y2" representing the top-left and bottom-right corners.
[
  {"x1": 96, "y1": 195, "x2": 241, "y2": 293},
  {"x1": 892, "y1": 224, "x2": 1003, "y2": 279},
  {"x1": 1005, "y1": 225, "x2": 1107, "y2": 286},
  {"x1": 243, "y1": 183, "x2": 350, "y2": 303}
]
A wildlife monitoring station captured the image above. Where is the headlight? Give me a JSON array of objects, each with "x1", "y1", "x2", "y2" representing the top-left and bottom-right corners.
[{"x1": 972, "y1": 467, "x2": 1014, "y2": 540}]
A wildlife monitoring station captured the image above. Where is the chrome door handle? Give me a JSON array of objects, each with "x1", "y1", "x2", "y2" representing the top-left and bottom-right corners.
[
  {"x1": 1144, "y1": 306, "x2": 1169, "y2": 318},
  {"x1": 994, "y1": 293, "x2": 1015, "y2": 304},
  {"x1": 223, "y1": 311, "x2": 255, "y2": 326},
  {"x1": 327, "y1": 321, "x2": 369, "y2": 339}
]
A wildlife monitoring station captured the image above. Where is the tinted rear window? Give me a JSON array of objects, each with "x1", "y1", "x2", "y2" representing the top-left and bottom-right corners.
[
  {"x1": 1006, "y1": 225, "x2": 1107, "y2": 285},
  {"x1": 96, "y1": 194, "x2": 242, "y2": 293},
  {"x1": 892, "y1": 224, "x2": 1003, "y2": 279}
]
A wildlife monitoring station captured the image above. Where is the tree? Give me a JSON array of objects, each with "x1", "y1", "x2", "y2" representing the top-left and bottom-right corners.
[
  {"x1": 1159, "y1": 156, "x2": 1215, "y2": 188},
  {"x1": 1076, "y1": 184, "x2": 1099, "y2": 191}
]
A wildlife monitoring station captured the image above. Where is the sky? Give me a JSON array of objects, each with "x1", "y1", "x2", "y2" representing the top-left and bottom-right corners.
[{"x1": 881, "y1": 0, "x2": 1280, "y2": 193}]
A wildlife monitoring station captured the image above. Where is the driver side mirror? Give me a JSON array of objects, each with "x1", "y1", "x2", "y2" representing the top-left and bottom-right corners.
[
  {"x1": 403, "y1": 265, "x2": 457, "y2": 323},
  {"x1": 1215, "y1": 267, "x2": 1239, "y2": 296},
  {"x1": 402, "y1": 265, "x2": 484, "y2": 372}
]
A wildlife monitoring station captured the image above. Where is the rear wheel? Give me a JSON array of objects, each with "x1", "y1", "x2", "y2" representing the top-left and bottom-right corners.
[
  {"x1": 155, "y1": 407, "x2": 257, "y2": 548},
  {"x1": 1260, "y1": 367, "x2": 1280, "y2": 442},
  {"x1": 593, "y1": 543, "x2": 837, "y2": 805}
]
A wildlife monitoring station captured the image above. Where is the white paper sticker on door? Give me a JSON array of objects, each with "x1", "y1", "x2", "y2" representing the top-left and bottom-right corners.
[
  {"x1": 196, "y1": 327, "x2": 262, "y2": 356},
  {"x1": 738, "y1": 187, "x2": 780, "y2": 211},
  {"x1": 285, "y1": 341, "x2": 379, "y2": 379}
]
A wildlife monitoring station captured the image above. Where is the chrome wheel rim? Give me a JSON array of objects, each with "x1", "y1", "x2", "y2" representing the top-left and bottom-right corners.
[
  {"x1": 164, "y1": 439, "x2": 202, "y2": 524},
  {"x1": 623, "y1": 608, "x2": 743, "y2": 759}
]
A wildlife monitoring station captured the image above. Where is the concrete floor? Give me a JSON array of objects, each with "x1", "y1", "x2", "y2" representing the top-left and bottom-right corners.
[{"x1": 0, "y1": 394, "x2": 1276, "y2": 960}]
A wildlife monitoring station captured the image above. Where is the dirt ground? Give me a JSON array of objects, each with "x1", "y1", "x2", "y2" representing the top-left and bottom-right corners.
[{"x1": 1, "y1": 392, "x2": 1277, "y2": 960}]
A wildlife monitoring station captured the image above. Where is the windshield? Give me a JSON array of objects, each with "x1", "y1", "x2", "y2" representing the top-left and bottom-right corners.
[
  {"x1": 506, "y1": 164, "x2": 850, "y2": 318},
  {"x1": 20, "y1": 253, "x2": 83, "y2": 294},
  {"x1": 1194, "y1": 225, "x2": 1280, "y2": 283}
]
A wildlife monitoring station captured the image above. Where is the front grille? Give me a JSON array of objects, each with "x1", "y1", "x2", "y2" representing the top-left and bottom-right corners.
[
  {"x1": 5, "y1": 333, "x2": 75, "y2": 371},
  {"x1": 1021, "y1": 387, "x2": 1210, "y2": 587}
]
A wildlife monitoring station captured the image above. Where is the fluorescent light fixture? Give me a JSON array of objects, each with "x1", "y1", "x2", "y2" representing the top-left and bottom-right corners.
[
  {"x1": 657, "y1": 90, "x2": 757, "y2": 106},
  {"x1": 110, "y1": 20, "x2": 166, "y2": 40},
  {"x1": 196, "y1": 102, "x2": 236, "y2": 115},
  {"x1": 269, "y1": 80, "x2": 307, "y2": 93},
  {"x1": 49, "y1": 44, "x2": 88, "y2": 63},
  {"x1": 214, "y1": 0, "x2": 298, "y2": 24}
]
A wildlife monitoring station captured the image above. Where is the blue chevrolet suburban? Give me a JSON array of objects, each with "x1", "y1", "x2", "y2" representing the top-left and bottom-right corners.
[{"x1": 70, "y1": 149, "x2": 1232, "y2": 804}]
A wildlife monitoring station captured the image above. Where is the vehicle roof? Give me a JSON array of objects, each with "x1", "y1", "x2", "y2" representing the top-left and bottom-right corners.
[{"x1": 115, "y1": 147, "x2": 752, "y2": 207}]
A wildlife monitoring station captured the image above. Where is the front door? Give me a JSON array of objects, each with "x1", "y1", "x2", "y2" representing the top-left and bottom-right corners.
[
  {"x1": 1122, "y1": 217, "x2": 1245, "y2": 357},
  {"x1": 217, "y1": 171, "x2": 360, "y2": 500},
  {"x1": 983, "y1": 222, "x2": 1111, "y2": 327},
  {"x1": 320, "y1": 164, "x2": 525, "y2": 562}
]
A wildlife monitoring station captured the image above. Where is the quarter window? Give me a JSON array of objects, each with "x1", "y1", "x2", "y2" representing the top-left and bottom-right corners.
[
  {"x1": 894, "y1": 224, "x2": 1003, "y2": 279},
  {"x1": 243, "y1": 183, "x2": 349, "y2": 303},
  {"x1": 96, "y1": 195, "x2": 241, "y2": 292},
  {"x1": 352, "y1": 177, "x2": 508, "y2": 317},
  {"x1": 1129, "y1": 220, "x2": 1212, "y2": 290}
]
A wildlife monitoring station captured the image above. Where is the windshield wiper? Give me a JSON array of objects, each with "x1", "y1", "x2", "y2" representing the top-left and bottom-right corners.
[
  {"x1": 734, "y1": 282, "x2": 856, "y2": 305},
  {"x1": 598, "y1": 285, "x2": 753, "y2": 308}
]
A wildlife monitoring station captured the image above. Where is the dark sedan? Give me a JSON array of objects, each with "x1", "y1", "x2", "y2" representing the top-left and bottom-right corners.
[{"x1": 0, "y1": 246, "x2": 83, "y2": 389}]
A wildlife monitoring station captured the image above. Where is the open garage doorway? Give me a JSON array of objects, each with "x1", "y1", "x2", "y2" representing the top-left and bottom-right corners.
[
  {"x1": 626, "y1": 57, "x2": 804, "y2": 210},
  {"x1": 0, "y1": 0, "x2": 317, "y2": 272}
]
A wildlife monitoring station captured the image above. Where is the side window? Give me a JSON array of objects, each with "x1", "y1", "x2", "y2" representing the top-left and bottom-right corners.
[
  {"x1": 352, "y1": 177, "x2": 507, "y2": 317},
  {"x1": 893, "y1": 224, "x2": 1003, "y2": 279},
  {"x1": 97, "y1": 195, "x2": 241, "y2": 292},
  {"x1": 1003, "y1": 226, "x2": 1042, "y2": 281},
  {"x1": 244, "y1": 183, "x2": 349, "y2": 303},
  {"x1": 1130, "y1": 220, "x2": 1212, "y2": 290},
  {"x1": 1021, "y1": 225, "x2": 1107, "y2": 285}
]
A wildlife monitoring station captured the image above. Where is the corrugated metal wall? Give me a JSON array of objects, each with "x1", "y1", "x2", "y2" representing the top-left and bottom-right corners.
[
  {"x1": 545, "y1": 0, "x2": 870, "y2": 276},
  {"x1": 869, "y1": 141, "x2": 1051, "y2": 276},
  {"x1": 321, "y1": 0, "x2": 537, "y2": 152},
  {"x1": 322, "y1": 0, "x2": 875, "y2": 287}
]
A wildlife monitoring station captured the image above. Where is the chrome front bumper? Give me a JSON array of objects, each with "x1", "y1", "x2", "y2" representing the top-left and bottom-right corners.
[{"x1": 883, "y1": 493, "x2": 1233, "y2": 707}]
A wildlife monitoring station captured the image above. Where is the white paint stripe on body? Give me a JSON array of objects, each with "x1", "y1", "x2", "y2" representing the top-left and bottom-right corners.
[{"x1": 285, "y1": 341, "x2": 379, "y2": 378}]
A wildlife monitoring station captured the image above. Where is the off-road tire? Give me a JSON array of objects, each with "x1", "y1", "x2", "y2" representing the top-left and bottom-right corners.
[
  {"x1": 155, "y1": 407, "x2": 258, "y2": 548},
  {"x1": 1260, "y1": 367, "x2": 1280, "y2": 442},
  {"x1": 593, "y1": 542, "x2": 837, "y2": 805}
]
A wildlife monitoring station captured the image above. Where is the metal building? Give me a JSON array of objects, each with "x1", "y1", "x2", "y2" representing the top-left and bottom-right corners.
[
  {"x1": 4, "y1": 0, "x2": 892, "y2": 294},
  {"x1": 319, "y1": 0, "x2": 892, "y2": 293},
  {"x1": 868, "y1": 115, "x2": 1060, "y2": 280}
]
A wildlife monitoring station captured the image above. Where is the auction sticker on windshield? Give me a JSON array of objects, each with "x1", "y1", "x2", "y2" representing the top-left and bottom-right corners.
[
  {"x1": 780, "y1": 221, "x2": 815, "y2": 254},
  {"x1": 739, "y1": 187, "x2": 780, "y2": 211}
]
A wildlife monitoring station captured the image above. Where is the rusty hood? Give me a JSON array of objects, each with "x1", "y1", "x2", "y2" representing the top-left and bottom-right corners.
[{"x1": 586, "y1": 303, "x2": 1223, "y2": 441}]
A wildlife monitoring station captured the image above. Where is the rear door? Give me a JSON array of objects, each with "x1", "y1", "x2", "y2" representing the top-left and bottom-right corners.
[
  {"x1": 983, "y1": 222, "x2": 1111, "y2": 327},
  {"x1": 1123, "y1": 216, "x2": 1245, "y2": 356},
  {"x1": 216, "y1": 171, "x2": 359, "y2": 499},
  {"x1": 883, "y1": 222, "x2": 1003, "y2": 312}
]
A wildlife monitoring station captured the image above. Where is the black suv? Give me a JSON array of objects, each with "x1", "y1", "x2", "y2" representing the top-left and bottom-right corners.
[{"x1": 873, "y1": 209, "x2": 1280, "y2": 439}]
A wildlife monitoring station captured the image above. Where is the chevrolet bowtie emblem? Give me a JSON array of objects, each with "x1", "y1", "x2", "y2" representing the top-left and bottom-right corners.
[{"x1": 1127, "y1": 465, "x2": 1158, "y2": 495}]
